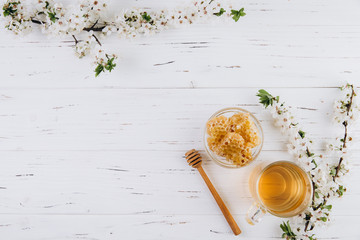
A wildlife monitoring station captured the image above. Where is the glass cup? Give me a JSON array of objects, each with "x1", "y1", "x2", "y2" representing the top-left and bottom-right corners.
[
  {"x1": 247, "y1": 161, "x2": 313, "y2": 225},
  {"x1": 204, "y1": 107, "x2": 264, "y2": 168}
]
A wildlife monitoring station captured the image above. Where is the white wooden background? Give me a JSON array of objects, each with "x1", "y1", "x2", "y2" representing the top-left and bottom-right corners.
[{"x1": 0, "y1": 0, "x2": 360, "y2": 239}]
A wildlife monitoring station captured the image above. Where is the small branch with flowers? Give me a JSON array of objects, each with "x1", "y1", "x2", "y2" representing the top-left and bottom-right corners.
[
  {"x1": 1, "y1": 0, "x2": 245, "y2": 77},
  {"x1": 257, "y1": 83, "x2": 359, "y2": 240}
]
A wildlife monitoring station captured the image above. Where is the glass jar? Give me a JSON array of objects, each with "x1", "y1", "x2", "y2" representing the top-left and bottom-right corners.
[{"x1": 204, "y1": 107, "x2": 264, "y2": 168}]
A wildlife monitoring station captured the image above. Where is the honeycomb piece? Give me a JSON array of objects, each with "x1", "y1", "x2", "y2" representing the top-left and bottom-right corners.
[
  {"x1": 233, "y1": 147, "x2": 253, "y2": 166},
  {"x1": 220, "y1": 133, "x2": 252, "y2": 166},
  {"x1": 242, "y1": 127, "x2": 261, "y2": 148},
  {"x1": 229, "y1": 113, "x2": 260, "y2": 148},
  {"x1": 213, "y1": 132, "x2": 244, "y2": 157},
  {"x1": 206, "y1": 115, "x2": 228, "y2": 136},
  {"x1": 207, "y1": 136, "x2": 222, "y2": 153},
  {"x1": 206, "y1": 111, "x2": 261, "y2": 166},
  {"x1": 220, "y1": 132, "x2": 245, "y2": 150},
  {"x1": 227, "y1": 112, "x2": 250, "y2": 133}
]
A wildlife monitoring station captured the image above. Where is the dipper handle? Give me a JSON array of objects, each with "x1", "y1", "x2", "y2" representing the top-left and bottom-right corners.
[{"x1": 197, "y1": 165, "x2": 241, "y2": 236}]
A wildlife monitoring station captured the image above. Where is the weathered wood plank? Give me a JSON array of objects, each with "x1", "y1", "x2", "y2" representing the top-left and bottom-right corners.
[
  {"x1": 0, "y1": 214, "x2": 358, "y2": 240},
  {"x1": 0, "y1": 150, "x2": 359, "y2": 216},
  {"x1": 0, "y1": 88, "x2": 355, "y2": 151}
]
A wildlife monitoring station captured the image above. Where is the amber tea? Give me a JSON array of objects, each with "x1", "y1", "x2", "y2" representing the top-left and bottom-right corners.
[{"x1": 247, "y1": 161, "x2": 312, "y2": 223}]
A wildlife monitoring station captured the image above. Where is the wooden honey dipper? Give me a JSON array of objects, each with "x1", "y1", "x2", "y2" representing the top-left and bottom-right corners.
[{"x1": 185, "y1": 149, "x2": 241, "y2": 235}]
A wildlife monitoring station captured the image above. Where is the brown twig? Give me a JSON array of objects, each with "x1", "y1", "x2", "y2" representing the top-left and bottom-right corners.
[
  {"x1": 88, "y1": 20, "x2": 102, "y2": 46},
  {"x1": 83, "y1": 19, "x2": 106, "y2": 32},
  {"x1": 304, "y1": 179, "x2": 316, "y2": 232},
  {"x1": 83, "y1": 26, "x2": 106, "y2": 32},
  {"x1": 304, "y1": 220, "x2": 309, "y2": 232},
  {"x1": 72, "y1": 35, "x2": 79, "y2": 45},
  {"x1": 313, "y1": 195, "x2": 329, "y2": 211},
  {"x1": 31, "y1": 18, "x2": 43, "y2": 25},
  {"x1": 92, "y1": 34, "x2": 102, "y2": 46},
  {"x1": 311, "y1": 180, "x2": 316, "y2": 208},
  {"x1": 90, "y1": 19, "x2": 99, "y2": 29}
]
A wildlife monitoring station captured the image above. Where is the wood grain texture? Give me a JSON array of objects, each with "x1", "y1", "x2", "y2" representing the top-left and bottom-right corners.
[{"x1": 0, "y1": 0, "x2": 360, "y2": 239}]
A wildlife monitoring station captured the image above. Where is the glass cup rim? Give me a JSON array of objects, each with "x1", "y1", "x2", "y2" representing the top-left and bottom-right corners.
[
  {"x1": 255, "y1": 160, "x2": 314, "y2": 218},
  {"x1": 203, "y1": 107, "x2": 264, "y2": 168}
]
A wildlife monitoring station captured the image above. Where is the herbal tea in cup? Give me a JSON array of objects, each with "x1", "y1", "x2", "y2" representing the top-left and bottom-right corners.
[{"x1": 247, "y1": 161, "x2": 312, "y2": 224}]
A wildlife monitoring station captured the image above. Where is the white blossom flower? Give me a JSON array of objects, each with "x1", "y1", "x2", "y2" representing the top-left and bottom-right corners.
[{"x1": 1, "y1": 0, "x2": 32, "y2": 35}]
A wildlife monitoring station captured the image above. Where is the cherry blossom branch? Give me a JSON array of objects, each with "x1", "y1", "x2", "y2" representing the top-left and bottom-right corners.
[
  {"x1": 334, "y1": 84, "x2": 355, "y2": 180},
  {"x1": 2, "y1": 0, "x2": 246, "y2": 76},
  {"x1": 257, "y1": 84, "x2": 359, "y2": 239}
]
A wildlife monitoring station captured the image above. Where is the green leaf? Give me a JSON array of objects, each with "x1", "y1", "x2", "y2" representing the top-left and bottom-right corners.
[
  {"x1": 141, "y1": 12, "x2": 152, "y2": 23},
  {"x1": 256, "y1": 89, "x2": 279, "y2": 108},
  {"x1": 280, "y1": 221, "x2": 296, "y2": 240},
  {"x1": 337, "y1": 185, "x2": 346, "y2": 196},
  {"x1": 280, "y1": 222, "x2": 287, "y2": 232},
  {"x1": 230, "y1": 8, "x2": 246, "y2": 22},
  {"x1": 314, "y1": 191, "x2": 319, "y2": 198},
  {"x1": 2, "y1": 8, "x2": 10, "y2": 17},
  {"x1": 322, "y1": 205, "x2": 332, "y2": 211},
  {"x1": 311, "y1": 159, "x2": 318, "y2": 169},
  {"x1": 330, "y1": 168, "x2": 336, "y2": 176},
  {"x1": 105, "y1": 57, "x2": 116, "y2": 72},
  {"x1": 286, "y1": 221, "x2": 293, "y2": 232},
  {"x1": 309, "y1": 234, "x2": 317, "y2": 240},
  {"x1": 2, "y1": 1, "x2": 20, "y2": 17},
  {"x1": 319, "y1": 217, "x2": 327, "y2": 222},
  {"x1": 298, "y1": 130, "x2": 305, "y2": 139},
  {"x1": 213, "y1": 8, "x2": 226, "y2": 16},
  {"x1": 95, "y1": 57, "x2": 117, "y2": 77},
  {"x1": 94, "y1": 64, "x2": 104, "y2": 77},
  {"x1": 48, "y1": 11, "x2": 58, "y2": 23}
]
